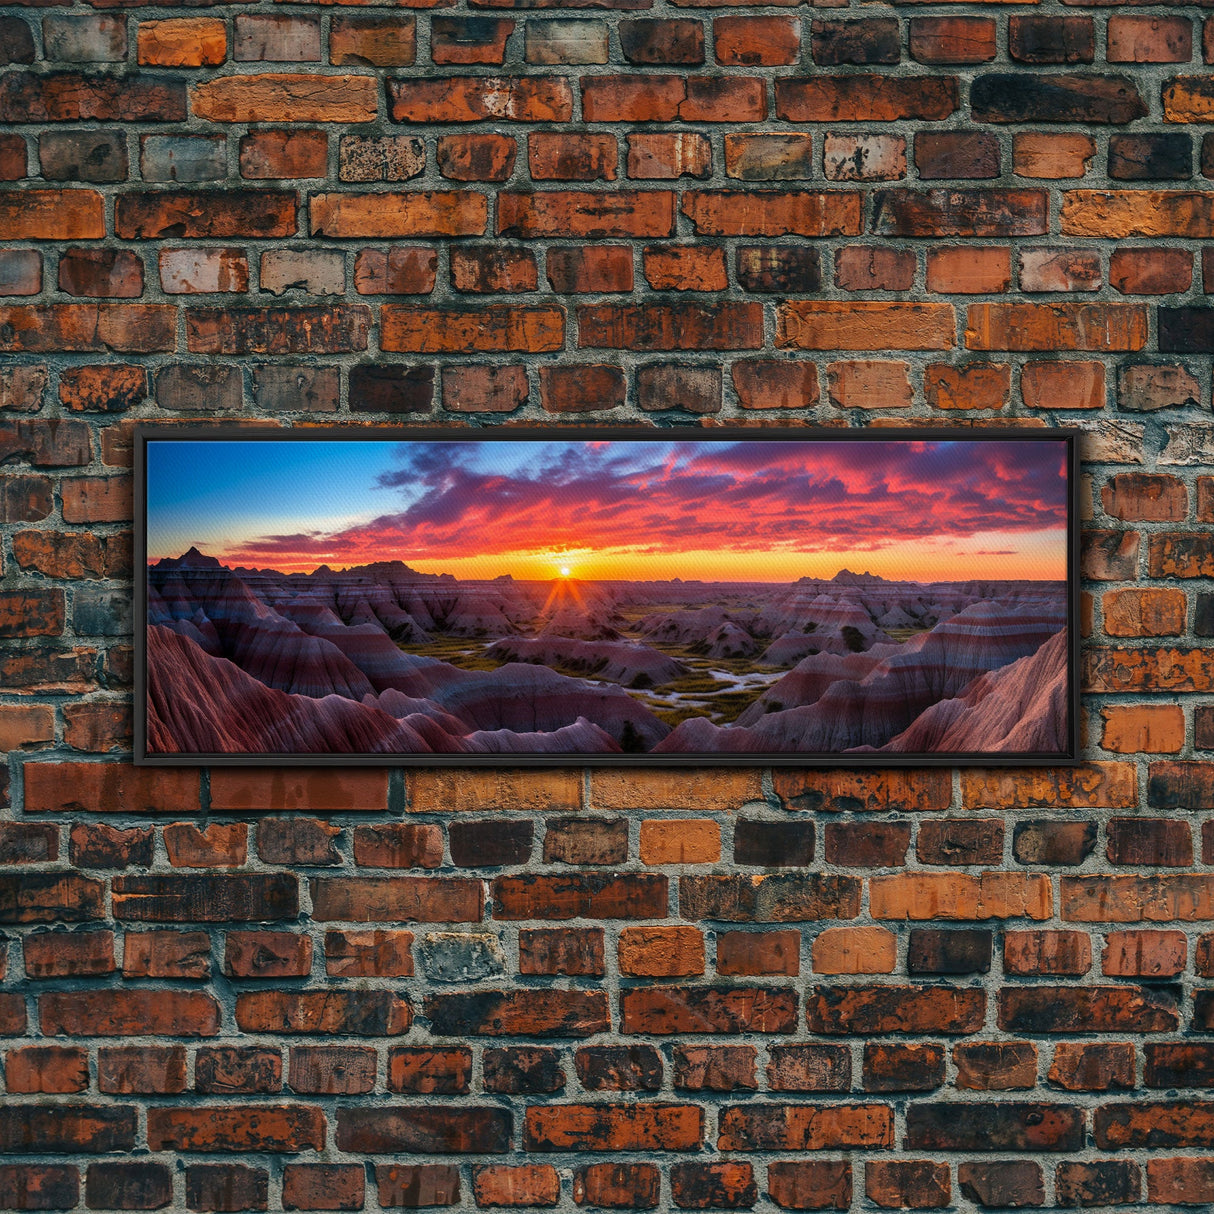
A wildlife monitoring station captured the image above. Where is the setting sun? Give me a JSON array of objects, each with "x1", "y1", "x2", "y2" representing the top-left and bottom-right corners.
[{"x1": 559, "y1": 567, "x2": 571, "y2": 578}]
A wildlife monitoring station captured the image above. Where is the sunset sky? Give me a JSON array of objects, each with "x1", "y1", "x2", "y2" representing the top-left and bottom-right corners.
[{"x1": 145, "y1": 437, "x2": 1070, "y2": 582}]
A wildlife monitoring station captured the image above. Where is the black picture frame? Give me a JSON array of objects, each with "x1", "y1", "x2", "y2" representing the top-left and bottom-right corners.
[{"x1": 134, "y1": 424, "x2": 1082, "y2": 768}]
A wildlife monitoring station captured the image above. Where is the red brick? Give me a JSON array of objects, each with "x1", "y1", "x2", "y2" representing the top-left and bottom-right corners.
[
  {"x1": 768, "y1": 1044, "x2": 850, "y2": 1093},
  {"x1": 528, "y1": 131, "x2": 616, "y2": 181},
  {"x1": 732, "y1": 360, "x2": 818, "y2": 410},
  {"x1": 583, "y1": 74, "x2": 764, "y2": 123},
  {"x1": 381, "y1": 304, "x2": 562, "y2": 353},
  {"x1": 916, "y1": 131, "x2": 999, "y2": 180},
  {"x1": 226, "y1": 931, "x2": 313, "y2": 979},
  {"x1": 827, "y1": 360, "x2": 912, "y2": 410},
  {"x1": 925, "y1": 362, "x2": 1009, "y2": 411},
  {"x1": 427, "y1": 989, "x2": 607, "y2": 1038},
  {"x1": 0, "y1": 305, "x2": 174, "y2": 354},
  {"x1": 236, "y1": 990, "x2": 410, "y2": 1036},
  {"x1": 1102, "y1": 587, "x2": 1186, "y2": 637},
  {"x1": 627, "y1": 132, "x2": 711, "y2": 180},
  {"x1": 5, "y1": 1045, "x2": 88, "y2": 1094},
  {"x1": 518, "y1": 927, "x2": 605, "y2": 977},
  {"x1": 527, "y1": 1104, "x2": 702, "y2": 1152},
  {"x1": 835, "y1": 247, "x2": 915, "y2": 292},
  {"x1": 282, "y1": 1164, "x2": 364, "y2": 1212},
  {"x1": 670, "y1": 1162, "x2": 756, "y2": 1210},
  {"x1": 117, "y1": 191, "x2": 295, "y2": 240},
  {"x1": 1103, "y1": 930, "x2": 1186, "y2": 977},
  {"x1": 643, "y1": 245, "x2": 727, "y2": 292},
  {"x1": 719, "y1": 1104, "x2": 892, "y2": 1152},
  {"x1": 330, "y1": 15, "x2": 415, "y2": 66},
  {"x1": 1110, "y1": 247, "x2": 1192, "y2": 295},
  {"x1": 124, "y1": 929, "x2": 210, "y2": 979},
  {"x1": 1101, "y1": 704, "x2": 1186, "y2": 754},
  {"x1": 437, "y1": 133, "x2": 516, "y2": 182},
  {"x1": 1147, "y1": 1158, "x2": 1214, "y2": 1205},
  {"x1": 24, "y1": 762, "x2": 198, "y2": 814},
  {"x1": 23, "y1": 929, "x2": 115, "y2": 977},
  {"x1": 390, "y1": 76, "x2": 571, "y2": 123},
  {"x1": 375, "y1": 1164, "x2": 460, "y2": 1209},
  {"x1": 288, "y1": 1047, "x2": 374, "y2": 1096},
  {"x1": 0, "y1": 818, "x2": 57, "y2": 862},
  {"x1": 474, "y1": 1164, "x2": 560, "y2": 1209},
  {"x1": 58, "y1": 248, "x2": 143, "y2": 299},
  {"x1": 865, "y1": 1161, "x2": 950, "y2": 1210},
  {"x1": 500, "y1": 190, "x2": 673, "y2": 239},
  {"x1": 1108, "y1": 15, "x2": 1191, "y2": 62},
  {"x1": 546, "y1": 246, "x2": 633, "y2": 293},
  {"x1": 240, "y1": 129, "x2": 327, "y2": 179},
  {"x1": 618, "y1": 926, "x2": 704, "y2": 978},
  {"x1": 324, "y1": 929, "x2": 414, "y2": 978},
  {"x1": 619, "y1": 19, "x2": 702, "y2": 66},
  {"x1": 0, "y1": 189, "x2": 104, "y2": 241},
  {"x1": 683, "y1": 191, "x2": 859, "y2": 237},
  {"x1": 715, "y1": 16, "x2": 799, "y2": 65},
  {"x1": 185, "y1": 1164, "x2": 268, "y2": 1213},
  {"x1": 909, "y1": 17, "x2": 995, "y2": 64},
  {"x1": 717, "y1": 930, "x2": 800, "y2": 977},
  {"x1": 926, "y1": 246, "x2": 1010, "y2": 295},
  {"x1": 806, "y1": 986, "x2": 985, "y2": 1035},
  {"x1": 195, "y1": 1046, "x2": 282, "y2": 1095},
  {"x1": 767, "y1": 1162, "x2": 851, "y2": 1211},
  {"x1": 97, "y1": 1046, "x2": 186, "y2": 1095},
  {"x1": 432, "y1": 16, "x2": 510, "y2": 64},
  {"x1": 138, "y1": 18, "x2": 226, "y2": 66},
  {"x1": 388, "y1": 1047, "x2": 471, "y2": 1095},
  {"x1": 149, "y1": 1105, "x2": 323, "y2": 1153},
  {"x1": 540, "y1": 364, "x2": 624, "y2": 412},
  {"x1": 579, "y1": 302, "x2": 760, "y2": 351},
  {"x1": 776, "y1": 76, "x2": 957, "y2": 122},
  {"x1": 41, "y1": 989, "x2": 220, "y2": 1037},
  {"x1": 449, "y1": 245, "x2": 536, "y2": 294},
  {"x1": 209, "y1": 769, "x2": 386, "y2": 812},
  {"x1": 573, "y1": 1163, "x2": 659, "y2": 1209}
]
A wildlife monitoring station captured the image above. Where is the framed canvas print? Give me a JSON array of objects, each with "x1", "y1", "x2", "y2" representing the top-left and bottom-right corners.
[{"x1": 135, "y1": 426, "x2": 1080, "y2": 766}]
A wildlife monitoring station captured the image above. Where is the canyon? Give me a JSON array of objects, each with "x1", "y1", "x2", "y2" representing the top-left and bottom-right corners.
[{"x1": 146, "y1": 549, "x2": 1068, "y2": 758}]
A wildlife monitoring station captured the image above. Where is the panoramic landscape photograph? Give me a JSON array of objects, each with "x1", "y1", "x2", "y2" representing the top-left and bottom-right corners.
[{"x1": 141, "y1": 433, "x2": 1073, "y2": 761}]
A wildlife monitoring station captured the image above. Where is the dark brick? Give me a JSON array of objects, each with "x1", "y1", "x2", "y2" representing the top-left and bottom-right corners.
[
  {"x1": 348, "y1": 364, "x2": 434, "y2": 412},
  {"x1": 1109, "y1": 134, "x2": 1192, "y2": 181},
  {"x1": 1055, "y1": 1160, "x2": 1140, "y2": 1207},
  {"x1": 184, "y1": 1165, "x2": 268, "y2": 1213},
  {"x1": 576, "y1": 1045, "x2": 663, "y2": 1092},
  {"x1": 810, "y1": 19, "x2": 899, "y2": 66},
  {"x1": 1013, "y1": 820, "x2": 1096, "y2": 865},
  {"x1": 733, "y1": 819, "x2": 814, "y2": 867},
  {"x1": 85, "y1": 1163, "x2": 172, "y2": 1210},
  {"x1": 1009, "y1": 16, "x2": 1095, "y2": 64},
  {"x1": 907, "y1": 930, "x2": 992, "y2": 975},
  {"x1": 958, "y1": 1161, "x2": 1044, "y2": 1209},
  {"x1": 971, "y1": 75, "x2": 1147, "y2": 124},
  {"x1": 863, "y1": 1043, "x2": 946, "y2": 1093},
  {"x1": 483, "y1": 1047, "x2": 565, "y2": 1094},
  {"x1": 449, "y1": 819, "x2": 532, "y2": 867},
  {"x1": 1160, "y1": 307, "x2": 1214, "y2": 353},
  {"x1": 736, "y1": 246, "x2": 821, "y2": 294},
  {"x1": 906, "y1": 1103, "x2": 1084, "y2": 1152}
]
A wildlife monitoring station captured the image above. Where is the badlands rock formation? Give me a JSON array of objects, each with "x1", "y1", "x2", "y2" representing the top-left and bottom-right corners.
[{"x1": 146, "y1": 552, "x2": 1067, "y2": 756}]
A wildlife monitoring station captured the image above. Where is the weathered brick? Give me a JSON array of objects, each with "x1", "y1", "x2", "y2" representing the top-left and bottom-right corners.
[
  {"x1": 528, "y1": 1104, "x2": 704, "y2": 1153},
  {"x1": 0, "y1": 71, "x2": 185, "y2": 123},
  {"x1": 1056, "y1": 1044, "x2": 1132, "y2": 1099},
  {"x1": 528, "y1": 19, "x2": 608, "y2": 66}
]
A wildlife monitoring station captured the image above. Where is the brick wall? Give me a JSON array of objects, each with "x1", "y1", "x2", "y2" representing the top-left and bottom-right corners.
[{"x1": 2, "y1": 0, "x2": 1214, "y2": 1209}]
